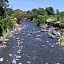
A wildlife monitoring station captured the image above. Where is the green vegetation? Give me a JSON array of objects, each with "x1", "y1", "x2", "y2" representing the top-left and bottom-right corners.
[
  {"x1": 25, "y1": 7, "x2": 64, "y2": 26},
  {"x1": 59, "y1": 38, "x2": 64, "y2": 46},
  {"x1": 0, "y1": 0, "x2": 64, "y2": 38}
]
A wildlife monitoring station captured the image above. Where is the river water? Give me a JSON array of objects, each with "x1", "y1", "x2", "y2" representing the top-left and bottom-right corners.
[{"x1": 0, "y1": 21, "x2": 64, "y2": 64}]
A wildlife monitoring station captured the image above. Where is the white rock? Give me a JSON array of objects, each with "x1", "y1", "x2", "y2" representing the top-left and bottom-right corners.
[
  {"x1": 0, "y1": 58, "x2": 4, "y2": 62},
  {"x1": 12, "y1": 58, "x2": 16, "y2": 64},
  {"x1": 27, "y1": 61, "x2": 31, "y2": 64}
]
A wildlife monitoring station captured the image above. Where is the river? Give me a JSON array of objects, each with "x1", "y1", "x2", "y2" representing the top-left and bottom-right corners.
[{"x1": 0, "y1": 21, "x2": 64, "y2": 64}]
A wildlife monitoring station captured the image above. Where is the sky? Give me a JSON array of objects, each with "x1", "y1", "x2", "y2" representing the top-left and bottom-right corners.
[{"x1": 9, "y1": 0, "x2": 64, "y2": 12}]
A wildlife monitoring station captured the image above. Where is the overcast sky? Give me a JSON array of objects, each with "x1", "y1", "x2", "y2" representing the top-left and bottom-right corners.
[{"x1": 9, "y1": 0, "x2": 64, "y2": 12}]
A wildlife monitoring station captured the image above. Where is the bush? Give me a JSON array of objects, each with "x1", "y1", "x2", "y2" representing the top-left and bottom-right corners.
[
  {"x1": 59, "y1": 38, "x2": 64, "y2": 46},
  {"x1": 0, "y1": 20, "x2": 5, "y2": 36},
  {"x1": 0, "y1": 16, "x2": 16, "y2": 36},
  {"x1": 36, "y1": 15, "x2": 47, "y2": 25},
  {"x1": 3, "y1": 16, "x2": 16, "y2": 29}
]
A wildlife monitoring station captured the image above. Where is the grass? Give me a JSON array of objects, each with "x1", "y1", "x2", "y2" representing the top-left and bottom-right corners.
[{"x1": 59, "y1": 38, "x2": 64, "y2": 46}]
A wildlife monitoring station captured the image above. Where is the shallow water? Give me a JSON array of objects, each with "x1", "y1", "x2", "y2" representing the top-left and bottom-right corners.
[{"x1": 0, "y1": 21, "x2": 64, "y2": 64}]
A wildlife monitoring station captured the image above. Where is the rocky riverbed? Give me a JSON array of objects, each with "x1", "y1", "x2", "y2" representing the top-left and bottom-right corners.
[
  {"x1": 0, "y1": 21, "x2": 64, "y2": 64},
  {"x1": 0, "y1": 24, "x2": 24, "y2": 44},
  {"x1": 41, "y1": 24, "x2": 64, "y2": 47}
]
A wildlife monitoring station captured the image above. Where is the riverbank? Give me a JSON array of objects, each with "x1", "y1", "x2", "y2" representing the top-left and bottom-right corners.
[
  {"x1": 40, "y1": 24, "x2": 64, "y2": 47},
  {"x1": 0, "y1": 23, "x2": 24, "y2": 43}
]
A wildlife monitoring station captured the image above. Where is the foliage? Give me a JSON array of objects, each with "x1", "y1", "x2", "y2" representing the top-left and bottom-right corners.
[
  {"x1": 0, "y1": 6, "x2": 5, "y2": 19},
  {"x1": 13, "y1": 9, "x2": 25, "y2": 23},
  {"x1": 6, "y1": 8, "x2": 13, "y2": 16},
  {"x1": 0, "y1": 16, "x2": 16, "y2": 36},
  {"x1": 0, "y1": 0, "x2": 9, "y2": 8},
  {"x1": 0, "y1": 20, "x2": 4, "y2": 36},
  {"x1": 56, "y1": 9, "x2": 59, "y2": 15},
  {"x1": 58, "y1": 37, "x2": 64, "y2": 46},
  {"x1": 45, "y1": 6, "x2": 54, "y2": 15},
  {"x1": 36, "y1": 8, "x2": 46, "y2": 15},
  {"x1": 35, "y1": 15, "x2": 47, "y2": 25}
]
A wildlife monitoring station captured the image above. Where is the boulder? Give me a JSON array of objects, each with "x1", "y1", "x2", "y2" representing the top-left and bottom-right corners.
[
  {"x1": 59, "y1": 23, "x2": 64, "y2": 29},
  {"x1": 48, "y1": 32, "x2": 55, "y2": 38},
  {"x1": 53, "y1": 22, "x2": 60, "y2": 27},
  {"x1": 52, "y1": 30, "x2": 57, "y2": 35}
]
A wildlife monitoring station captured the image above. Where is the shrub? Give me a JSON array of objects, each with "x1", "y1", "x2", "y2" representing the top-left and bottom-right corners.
[
  {"x1": 36, "y1": 15, "x2": 47, "y2": 24},
  {"x1": 59, "y1": 38, "x2": 64, "y2": 46}
]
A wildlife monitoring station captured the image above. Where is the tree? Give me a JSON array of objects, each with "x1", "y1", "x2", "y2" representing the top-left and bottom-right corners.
[
  {"x1": 45, "y1": 7, "x2": 54, "y2": 15},
  {"x1": 0, "y1": 0, "x2": 9, "y2": 18},
  {"x1": 0, "y1": 6, "x2": 5, "y2": 19},
  {"x1": 6, "y1": 8, "x2": 13, "y2": 16},
  {"x1": 56, "y1": 9, "x2": 59, "y2": 15},
  {"x1": 0, "y1": 0, "x2": 9, "y2": 8},
  {"x1": 36, "y1": 8, "x2": 46, "y2": 15},
  {"x1": 31, "y1": 8, "x2": 37, "y2": 13},
  {"x1": 14, "y1": 9, "x2": 25, "y2": 23}
]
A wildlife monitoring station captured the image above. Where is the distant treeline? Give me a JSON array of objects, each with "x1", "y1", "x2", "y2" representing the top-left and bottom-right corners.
[{"x1": 0, "y1": 0, "x2": 64, "y2": 36}]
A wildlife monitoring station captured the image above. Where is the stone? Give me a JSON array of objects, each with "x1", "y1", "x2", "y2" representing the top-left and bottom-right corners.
[
  {"x1": 0, "y1": 58, "x2": 4, "y2": 62},
  {"x1": 48, "y1": 32, "x2": 55, "y2": 38},
  {"x1": 59, "y1": 23, "x2": 64, "y2": 29}
]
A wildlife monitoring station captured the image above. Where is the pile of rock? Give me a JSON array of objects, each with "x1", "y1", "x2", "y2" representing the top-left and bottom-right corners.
[{"x1": 41, "y1": 20, "x2": 64, "y2": 46}]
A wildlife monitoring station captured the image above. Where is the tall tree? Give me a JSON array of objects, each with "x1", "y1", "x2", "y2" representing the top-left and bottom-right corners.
[
  {"x1": 31, "y1": 8, "x2": 37, "y2": 13},
  {"x1": 0, "y1": 0, "x2": 9, "y2": 8},
  {"x1": 36, "y1": 8, "x2": 46, "y2": 15},
  {"x1": 45, "y1": 6, "x2": 54, "y2": 15},
  {"x1": 56, "y1": 9, "x2": 59, "y2": 15}
]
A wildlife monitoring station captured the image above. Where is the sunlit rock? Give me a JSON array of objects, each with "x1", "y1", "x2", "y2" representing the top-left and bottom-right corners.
[
  {"x1": 35, "y1": 38, "x2": 41, "y2": 41},
  {"x1": 27, "y1": 34, "x2": 31, "y2": 36},
  {"x1": 45, "y1": 62, "x2": 49, "y2": 64},
  {"x1": 6, "y1": 60, "x2": 8, "y2": 62},
  {"x1": 55, "y1": 63, "x2": 60, "y2": 64},
  {"x1": 27, "y1": 61, "x2": 31, "y2": 64},
  {"x1": 3, "y1": 41, "x2": 6, "y2": 44},
  {"x1": 12, "y1": 58, "x2": 16, "y2": 64},
  {"x1": 4, "y1": 38, "x2": 9, "y2": 41},
  {"x1": 36, "y1": 35, "x2": 40, "y2": 37},
  {"x1": 17, "y1": 37, "x2": 19, "y2": 40},
  {"x1": 16, "y1": 55, "x2": 21, "y2": 59},
  {"x1": 46, "y1": 41, "x2": 49, "y2": 43},
  {"x1": 18, "y1": 63, "x2": 22, "y2": 64},
  {"x1": 20, "y1": 42, "x2": 23, "y2": 44},
  {"x1": 13, "y1": 36, "x2": 15, "y2": 39},
  {"x1": 21, "y1": 46, "x2": 23, "y2": 49},
  {"x1": 9, "y1": 54, "x2": 12, "y2": 57},
  {"x1": 0, "y1": 58, "x2": 4, "y2": 62},
  {"x1": 0, "y1": 45, "x2": 7, "y2": 48},
  {"x1": 16, "y1": 58, "x2": 19, "y2": 61},
  {"x1": 48, "y1": 32, "x2": 55, "y2": 38},
  {"x1": 51, "y1": 45, "x2": 54, "y2": 48},
  {"x1": 41, "y1": 29, "x2": 48, "y2": 32},
  {"x1": 17, "y1": 50, "x2": 21, "y2": 54}
]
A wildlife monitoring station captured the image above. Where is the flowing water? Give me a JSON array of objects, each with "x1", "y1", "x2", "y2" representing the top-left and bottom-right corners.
[{"x1": 0, "y1": 21, "x2": 64, "y2": 64}]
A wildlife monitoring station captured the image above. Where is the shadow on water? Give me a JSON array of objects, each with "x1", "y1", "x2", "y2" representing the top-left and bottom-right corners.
[{"x1": 0, "y1": 21, "x2": 64, "y2": 64}]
